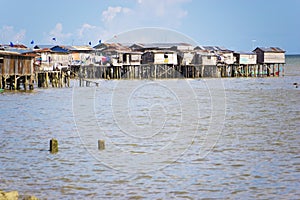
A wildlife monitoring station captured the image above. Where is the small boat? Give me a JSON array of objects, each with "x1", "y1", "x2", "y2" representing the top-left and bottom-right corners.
[{"x1": 0, "y1": 88, "x2": 4, "y2": 93}]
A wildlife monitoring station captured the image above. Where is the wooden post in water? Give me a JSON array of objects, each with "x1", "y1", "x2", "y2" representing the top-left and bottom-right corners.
[
  {"x1": 59, "y1": 70, "x2": 63, "y2": 87},
  {"x1": 24, "y1": 75, "x2": 27, "y2": 90},
  {"x1": 29, "y1": 75, "x2": 34, "y2": 90},
  {"x1": 50, "y1": 138, "x2": 58, "y2": 153},
  {"x1": 45, "y1": 72, "x2": 49, "y2": 87},
  {"x1": 67, "y1": 72, "x2": 70, "y2": 87},
  {"x1": 35, "y1": 72, "x2": 38, "y2": 86},
  {"x1": 14, "y1": 75, "x2": 17, "y2": 90},
  {"x1": 3, "y1": 76, "x2": 6, "y2": 89},
  {"x1": 98, "y1": 140, "x2": 105, "y2": 150}
]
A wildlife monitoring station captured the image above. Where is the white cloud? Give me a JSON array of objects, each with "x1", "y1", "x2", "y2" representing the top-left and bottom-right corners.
[
  {"x1": 39, "y1": 0, "x2": 191, "y2": 45},
  {"x1": 102, "y1": 6, "x2": 132, "y2": 23},
  {"x1": 78, "y1": 23, "x2": 97, "y2": 37},
  {"x1": 74, "y1": 23, "x2": 104, "y2": 45},
  {"x1": 136, "y1": 0, "x2": 190, "y2": 19},
  {"x1": 99, "y1": 0, "x2": 190, "y2": 40},
  {"x1": 0, "y1": 25, "x2": 26, "y2": 44},
  {"x1": 48, "y1": 23, "x2": 72, "y2": 43}
]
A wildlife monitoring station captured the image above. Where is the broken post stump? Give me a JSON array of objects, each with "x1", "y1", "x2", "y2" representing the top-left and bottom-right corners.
[
  {"x1": 50, "y1": 138, "x2": 58, "y2": 153},
  {"x1": 98, "y1": 140, "x2": 105, "y2": 150}
]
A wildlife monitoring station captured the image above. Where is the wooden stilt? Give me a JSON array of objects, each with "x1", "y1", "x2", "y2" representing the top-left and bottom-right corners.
[
  {"x1": 24, "y1": 75, "x2": 27, "y2": 90},
  {"x1": 14, "y1": 75, "x2": 17, "y2": 90}
]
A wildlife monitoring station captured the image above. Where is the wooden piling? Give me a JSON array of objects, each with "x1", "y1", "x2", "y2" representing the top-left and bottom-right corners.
[
  {"x1": 45, "y1": 72, "x2": 49, "y2": 87},
  {"x1": 50, "y1": 138, "x2": 58, "y2": 153},
  {"x1": 23, "y1": 75, "x2": 27, "y2": 90},
  {"x1": 98, "y1": 140, "x2": 105, "y2": 150},
  {"x1": 14, "y1": 75, "x2": 17, "y2": 90}
]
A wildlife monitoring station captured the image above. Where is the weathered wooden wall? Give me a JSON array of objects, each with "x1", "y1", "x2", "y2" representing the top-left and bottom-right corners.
[{"x1": 1, "y1": 55, "x2": 33, "y2": 75}]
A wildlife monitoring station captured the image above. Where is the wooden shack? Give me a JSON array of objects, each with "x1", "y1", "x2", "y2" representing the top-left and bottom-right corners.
[
  {"x1": 130, "y1": 42, "x2": 194, "y2": 52},
  {"x1": 94, "y1": 43, "x2": 130, "y2": 64},
  {"x1": 141, "y1": 50, "x2": 177, "y2": 65},
  {"x1": 0, "y1": 51, "x2": 34, "y2": 90},
  {"x1": 233, "y1": 52, "x2": 257, "y2": 77},
  {"x1": 34, "y1": 48, "x2": 53, "y2": 71},
  {"x1": 253, "y1": 47, "x2": 285, "y2": 76},
  {"x1": 33, "y1": 45, "x2": 71, "y2": 71},
  {"x1": 191, "y1": 46, "x2": 219, "y2": 77},
  {"x1": 67, "y1": 45, "x2": 94, "y2": 66},
  {"x1": 234, "y1": 52, "x2": 257, "y2": 65},
  {"x1": 92, "y1": 43, "x2": 131, "y2": 79},
  {"x1": 139, "y1": 50, "x2": 179, "y2": 78},
  {"x1": 122, "y1": 52, "x2": 142, "y2": 66},
  {"x1": 201, "y1": 46, "x2": 234, "y2": 65},
  {"x1": 50, "y1": 46, "x2": 71, "y2": 69},
  {"x1": 94, "y1": 43, "x2": 128, "y2": 66}
]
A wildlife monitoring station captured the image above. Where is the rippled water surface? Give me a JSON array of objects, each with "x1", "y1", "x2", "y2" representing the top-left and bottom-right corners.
[{"x1": 1, "y1": 56, "x2": 299, "y2": 199}]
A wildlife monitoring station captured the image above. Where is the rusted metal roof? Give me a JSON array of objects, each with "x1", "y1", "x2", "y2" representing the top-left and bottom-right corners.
[
  {"x1": 33, "y1": 48, "x2": 52, "y2": 53},
  {"x1": 0, "y1": 50, "x2": 20, "y2": 56},
  {"x1": 94, "y1": 43, "x2": 130, "y2": 52},
  {"x1": 0, "y1": 44, "x2": 28, "y2": 49},
  {"x1": 0, "y1": 50, "x2": 36, "y2": 57},
  {"x1": 130, "y1": 43, "x2": 194, "y2": 51},
  {"x1": 254, "y1": 47, "x2": 285, "y2": 53}
]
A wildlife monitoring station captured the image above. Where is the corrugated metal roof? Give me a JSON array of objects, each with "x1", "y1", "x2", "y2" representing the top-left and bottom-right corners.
[
  {"x1": 194, "y1": 46, "x2": 205, "y2": 51},
  {"x1": 234, "y1": 51, "x2": 256, "y2": 55},
  {"x1": 34, "y1": 48, "x2": 52, "y2": 53},
  {"x1": 61, "y1": 46, "x2": 76, "y2": 51},
  {"x1": 254, "y1": 47, "x2": 285, "y2": 53},
  {"x1": 94, "y1": 43, "x2": 130, "y2": 52},
  {"x1": 131, "y1": 42, "x2": 193, "y2": 49},
  {"x1": 50, "y1": 46, "x2": 69, "y2": 53},
  {"x1": 34, "y1": 45, "x2": 55, "y2": 49},
  {"x1": 0, "y1": 44, "x2": 28, "y2": 49},
  {"x1": 0, "y1": 50, "x2": 20, "y2": 56},
  {"x1": 70, "y1": 45, "x2": 94, "y2": 51},
  {"x1": 143, "y1": 49, "x2": 177, "y2": 53},
  {"x1": 0, "y1": 50, "x2": 35, "y2": 57},
  {"x1": 2, "y1": 48, "x2": 33, "y2": 54},
  {"x1": 202, "y1": 46, "x2": 233, "y2": 52}
]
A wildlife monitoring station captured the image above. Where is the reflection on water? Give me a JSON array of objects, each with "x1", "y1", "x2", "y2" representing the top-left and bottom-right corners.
[{"x1": 0, "y1": 56, "x2": 299, "y2": 199}]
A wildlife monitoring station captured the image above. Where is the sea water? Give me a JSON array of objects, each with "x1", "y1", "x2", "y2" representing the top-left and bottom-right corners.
[{"x1": 0, "y1": 55, "x2": 299, "y2": 199}]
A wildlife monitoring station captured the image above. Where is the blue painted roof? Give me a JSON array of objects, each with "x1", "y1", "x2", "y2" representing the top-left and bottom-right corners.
[
  {"x1": 33, "y1": 45, "x2": 55, "y2": 49},
  {"x1": 50, "y1": 46, "x2": 69, "y2": 53}
]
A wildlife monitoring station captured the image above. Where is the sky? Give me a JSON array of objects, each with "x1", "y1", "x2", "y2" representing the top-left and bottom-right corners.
[{"x1": 0, "y1": 0, "x2": 299, "y2": 54}]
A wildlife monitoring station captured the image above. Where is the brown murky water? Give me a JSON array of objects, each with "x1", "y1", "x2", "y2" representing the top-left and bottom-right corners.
[{"x1": 1, "y1": 55, "x2": 299, "y2": 199}]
